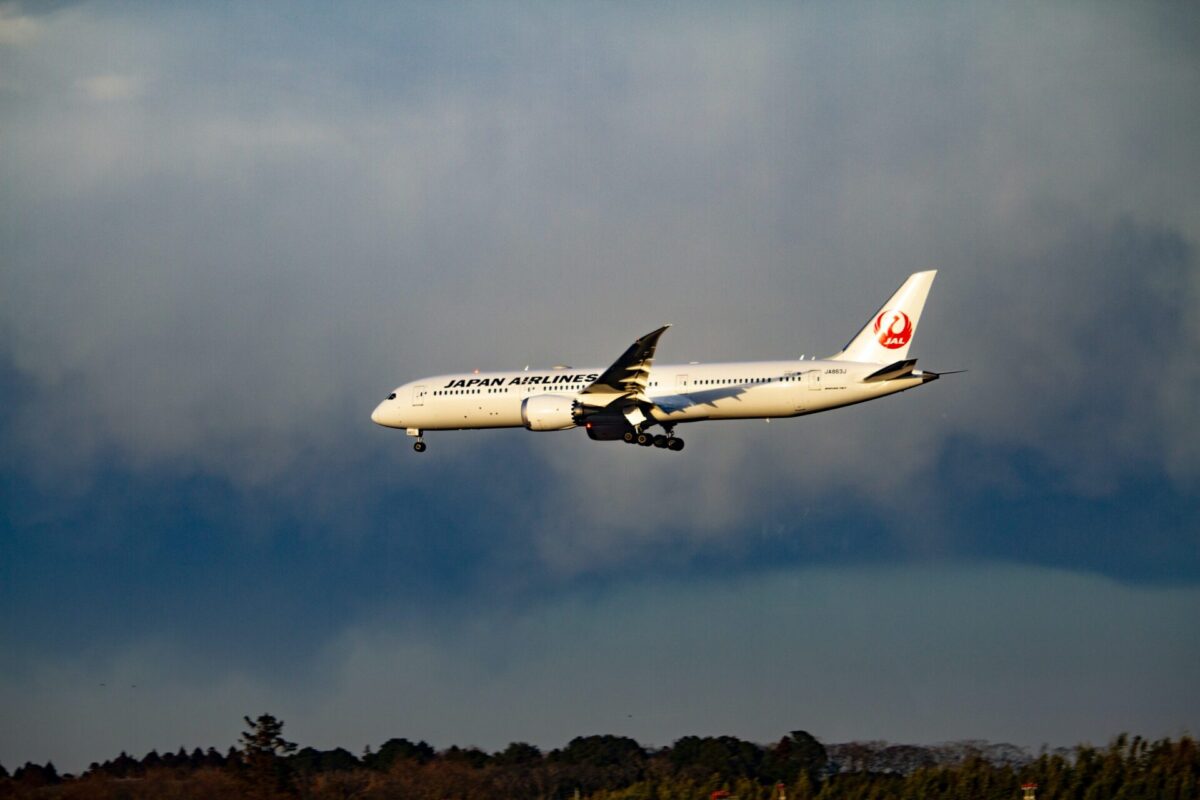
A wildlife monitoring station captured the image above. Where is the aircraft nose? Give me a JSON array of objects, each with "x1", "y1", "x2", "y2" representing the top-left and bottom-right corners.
[{"x1": 372, "y1": 394, "x2": 405, "y2": 427}]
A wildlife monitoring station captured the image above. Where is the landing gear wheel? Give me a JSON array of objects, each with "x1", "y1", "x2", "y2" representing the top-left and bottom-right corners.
[
  {"x1": 667, "y1": 438, "x2": 684, "y2": 452},
  {"x1": 636, "y1": 432, "x2": 653, "y2": 446},
  {"x1": 653, "y1": 435, "x2": 669, "y2": 448},
  {"x1": 413, "y1": 441, "x2": 427, "y2": 453},
  {"x1": 622, "y1": 431, "x2": 636, "y2": 444}
]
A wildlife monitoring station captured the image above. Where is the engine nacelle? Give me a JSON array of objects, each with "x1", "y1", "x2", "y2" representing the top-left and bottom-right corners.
[{"x1": 521, "y1": 394, "x2": 578, "y2": 431}]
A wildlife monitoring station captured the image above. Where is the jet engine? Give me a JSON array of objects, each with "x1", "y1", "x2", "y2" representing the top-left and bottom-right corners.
[{"x1": 521, "y1": 395, "x2": 578, "y2": 431}]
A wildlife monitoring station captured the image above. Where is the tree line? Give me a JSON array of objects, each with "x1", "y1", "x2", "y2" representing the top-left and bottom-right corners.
[{"x1": 0, "y1": 715, "x2": 1195, "y2": 799}]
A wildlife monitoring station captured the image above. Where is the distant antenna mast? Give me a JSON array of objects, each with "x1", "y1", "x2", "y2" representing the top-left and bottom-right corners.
[{"x1": 1021, "y1": 783, "x2": 1038, "y2": 800}]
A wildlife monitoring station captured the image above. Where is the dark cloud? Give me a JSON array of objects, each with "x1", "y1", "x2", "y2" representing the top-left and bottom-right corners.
[
  {"x1": 3, "y1": 565, "x2": 1197, "y2": 772},
  {"x1": 2, "y1": 0, "x2": 1199, "y2": 769}
]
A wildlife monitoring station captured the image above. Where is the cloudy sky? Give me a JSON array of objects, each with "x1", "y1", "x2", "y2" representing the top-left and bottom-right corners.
[{"x1": 2, "y1": 0, "x2": 1198, "y2": 772}]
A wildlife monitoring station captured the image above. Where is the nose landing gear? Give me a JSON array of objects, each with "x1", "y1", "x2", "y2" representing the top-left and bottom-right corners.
[{"x1": 407, "y1": 429, "x2": 427, "y2": 453}]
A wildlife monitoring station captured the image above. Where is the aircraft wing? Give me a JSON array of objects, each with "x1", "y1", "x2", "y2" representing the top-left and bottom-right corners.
[{"x1": 580, "y1": 325, "x2": 671, "y2": 409}]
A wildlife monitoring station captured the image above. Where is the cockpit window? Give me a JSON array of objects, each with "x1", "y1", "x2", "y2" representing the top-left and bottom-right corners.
[{"x1": 387, "y1": 393, "x2": 396, "y2": 400}]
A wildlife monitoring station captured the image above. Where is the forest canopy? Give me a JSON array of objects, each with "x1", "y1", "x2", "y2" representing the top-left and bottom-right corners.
[{"x1": 0, "y1": 717, "x2": 1195, "y2": 800}]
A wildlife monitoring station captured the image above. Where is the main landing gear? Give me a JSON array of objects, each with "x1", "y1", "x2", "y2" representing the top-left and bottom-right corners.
[{"x1": 622, "y1": 428, "x2": 685, "y2": 451}]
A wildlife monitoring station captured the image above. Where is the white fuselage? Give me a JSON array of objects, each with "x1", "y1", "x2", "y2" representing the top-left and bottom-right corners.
[{"x1": 370, "y1": 359, "x2": 928, "y2": 433}]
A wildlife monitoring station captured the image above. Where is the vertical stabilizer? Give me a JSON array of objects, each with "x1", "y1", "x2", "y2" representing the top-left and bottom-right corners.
[{"x1": 830, "y1": 270, "x2": 937, "y2": 363}]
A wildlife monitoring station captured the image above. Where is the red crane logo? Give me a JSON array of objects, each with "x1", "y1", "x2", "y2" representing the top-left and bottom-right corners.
[{"x1": 874, "y1": 309, "x2": 913, "y2": 349}]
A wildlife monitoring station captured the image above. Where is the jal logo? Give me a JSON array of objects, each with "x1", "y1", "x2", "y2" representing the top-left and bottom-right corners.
[{"x1": 874, "y1": 309, "x2": 913, "y2": 349}]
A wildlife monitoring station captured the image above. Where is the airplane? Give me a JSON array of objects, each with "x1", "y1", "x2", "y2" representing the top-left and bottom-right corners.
[{"x1": 372, "y1": 271, "x2": 948, "y2": 452}]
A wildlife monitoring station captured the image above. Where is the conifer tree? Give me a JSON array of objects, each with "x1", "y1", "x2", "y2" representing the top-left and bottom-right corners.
[
  {"x1": 239, "y1": 713, "x2": 298, "y2": 798},
  {"x1": 205, "y1": 746, "x2": 226, "y2": 768},
  {"x1": 141, "y1": 748, "x2": 162, "y2": 770}
]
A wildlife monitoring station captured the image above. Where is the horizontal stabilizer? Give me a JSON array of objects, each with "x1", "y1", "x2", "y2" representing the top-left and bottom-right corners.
[{"x1": 863, "y1": 359, "x2": 919, "y2": 382}]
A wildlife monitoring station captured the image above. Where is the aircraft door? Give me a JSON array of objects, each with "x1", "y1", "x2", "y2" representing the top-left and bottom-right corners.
[
  {"x1": 412, "y1": 385, "x2": 427, "y2": 406},
  {"x1": 675, "y1": 374, "x2": 689, "y2": 393}
]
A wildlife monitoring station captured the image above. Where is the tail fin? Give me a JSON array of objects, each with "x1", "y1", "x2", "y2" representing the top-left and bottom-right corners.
[{"x1": 829, "y1": 270, "x2": 937, "y2": 363}]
